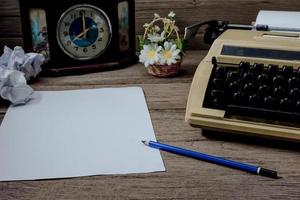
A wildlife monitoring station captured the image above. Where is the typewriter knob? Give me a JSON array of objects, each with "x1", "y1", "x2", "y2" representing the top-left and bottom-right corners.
[{"x1": 212, "y1": 56, "x2": 217, "y2": 65}]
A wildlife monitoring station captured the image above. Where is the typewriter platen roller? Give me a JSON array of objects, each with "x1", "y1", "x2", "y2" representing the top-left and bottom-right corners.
[{"x1": 185, "y1": 29, "x2": 300, "y2": 141}]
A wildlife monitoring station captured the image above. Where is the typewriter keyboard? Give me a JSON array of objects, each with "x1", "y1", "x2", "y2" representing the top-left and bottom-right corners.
[{"x1": 203, "y1": 58, "x2": 300, "y2": 127}]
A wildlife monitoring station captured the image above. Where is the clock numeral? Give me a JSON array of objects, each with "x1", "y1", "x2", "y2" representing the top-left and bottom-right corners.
[
  {"x1": 74, "y1": 46, "x2": 78, "y2": 51},
  {"x1": 70, "y1": 14, "x2": 77, "y2": 19},
  {"x1": 79, "y1": 10, "x2": 86, "y2": 16},
  {"x1": 99, "y1": 28, "x2": 104, "y2": 33},
  {"x1": 63, "y1": 31, "x2": 68, "y2": 36},
  {"x1": 83, "y1": 48, "x2": 88, "y2": 53},
  {"x1": 98, "y1": 37, "x2": 103, "y2": 42},
  {"x1": 92, "y1": 44, "x2": 96, "y2": 49},
  {"x1": 66, "y1": 40, "x2": 71, "y2": 46},
  {"x1": 64, "y1": 22, "x2": 71, "y2": 27}
]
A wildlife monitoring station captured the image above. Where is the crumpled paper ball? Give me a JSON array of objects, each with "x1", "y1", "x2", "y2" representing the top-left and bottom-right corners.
[{"x1": 0, "y1": 46, "x2": 44, "y2": 105}]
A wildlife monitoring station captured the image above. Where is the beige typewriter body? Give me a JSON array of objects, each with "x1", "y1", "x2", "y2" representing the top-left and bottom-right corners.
[{"x1": 186, "y1": 29, "x2": 300, "y2": 141}]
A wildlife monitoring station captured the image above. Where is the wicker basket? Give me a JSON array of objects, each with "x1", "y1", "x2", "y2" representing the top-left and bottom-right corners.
[{"x1": 147, "y1": 61, "x2": 181, "y2": 77}]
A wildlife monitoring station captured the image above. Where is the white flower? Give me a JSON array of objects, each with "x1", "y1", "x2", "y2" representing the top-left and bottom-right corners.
[
  {"x1": 139, "y1": 44, "x2": 162, "y2": 67},
  {"x1": 168, "y1": 11, "x2": 175, "y2": 18},
  {"x1": 154, "y1": 13, "x2": 160, "y2": 18},
  {"x1": 143, "y1": 23, "x2": 150, "y2": 28},
  {"x1": 154, "y1": 25, "x2": 160, "y2": 32},
  {"x1": 160, "y1": 41, "x2": 181, "y2": 65},
  {"x1": 147, "y1": 31, "x2": 166, "y2": 43}
]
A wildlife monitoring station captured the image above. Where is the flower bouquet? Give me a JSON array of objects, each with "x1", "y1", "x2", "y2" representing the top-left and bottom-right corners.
[{"x1": 138, "y1": 11, "x2": 184, "y2": 77}]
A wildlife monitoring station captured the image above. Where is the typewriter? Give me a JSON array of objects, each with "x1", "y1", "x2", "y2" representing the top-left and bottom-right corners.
[{"x1": 186, "y1": 29, "x2": 300, "y2": 141}]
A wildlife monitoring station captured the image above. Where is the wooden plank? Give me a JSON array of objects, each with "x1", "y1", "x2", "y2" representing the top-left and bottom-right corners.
[
  {"x1": 0, "y1": 0, "x2": 19, "y2": 16},
  {"x1": 2, "y1": 0, "x2": 300, "y2": 37},
  {"x1": 0, "y1": 37, "x2": 23, "y2": 52},
  {"x1": 0, "y1": 17, "x2": 22, "y2": 37}
]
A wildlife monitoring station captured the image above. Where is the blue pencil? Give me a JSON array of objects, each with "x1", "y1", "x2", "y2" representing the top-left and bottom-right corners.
[{"x1": 142, "y1": 140, "x2": 278, "y2": 179}]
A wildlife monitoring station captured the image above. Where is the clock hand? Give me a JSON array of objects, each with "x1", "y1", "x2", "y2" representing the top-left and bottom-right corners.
[
  {"x1": 82, "y1": 13, "x2": 87, "y2": 39},
  {"x1": 72, "y1": 27, "x2": 90, "y2": 41}
]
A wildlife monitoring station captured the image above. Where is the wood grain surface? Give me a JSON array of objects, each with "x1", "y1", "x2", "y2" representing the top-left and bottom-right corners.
[
  {"x1": 0, "y1": 51, "x2": 299, "y2": 200},
  {"x1": 1, "y1": 0, "x2": 300, "y2": 50}
]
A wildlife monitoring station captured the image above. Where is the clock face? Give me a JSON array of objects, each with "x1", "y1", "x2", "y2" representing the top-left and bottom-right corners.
[{"x1": 56, "y1": 4, "x2": 112, "y2": 60}]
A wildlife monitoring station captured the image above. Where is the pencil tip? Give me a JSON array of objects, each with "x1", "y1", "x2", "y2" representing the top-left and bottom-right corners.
[{"x1": 142, "y1": 140, "x2": 146, "y2": 144}]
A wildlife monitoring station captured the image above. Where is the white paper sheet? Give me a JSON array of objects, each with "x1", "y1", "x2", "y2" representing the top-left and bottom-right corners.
[
  {"x1": 0, "y1": 87, "x2": 165, "y2": 181},
  {"x1": 255, "y1": 10, "x2": 300, "y2": 32}
]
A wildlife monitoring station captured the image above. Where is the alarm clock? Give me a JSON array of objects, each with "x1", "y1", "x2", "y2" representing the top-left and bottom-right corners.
[{"x1": 19, "y1": 0, "x2": 137, "y2": 75}]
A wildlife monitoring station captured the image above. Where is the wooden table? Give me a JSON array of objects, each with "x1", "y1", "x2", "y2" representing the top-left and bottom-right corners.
[{"x1": 0, "y1": 51, "x2": 299, "y2": 200}]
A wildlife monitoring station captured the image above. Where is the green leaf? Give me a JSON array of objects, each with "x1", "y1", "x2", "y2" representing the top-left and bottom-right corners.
[
  {"x1": 175, "y1": 38, "x2": 183, "y2": 50},
  {"x1": 137, "y1": 35, "x2": 145, "y2": 51}
]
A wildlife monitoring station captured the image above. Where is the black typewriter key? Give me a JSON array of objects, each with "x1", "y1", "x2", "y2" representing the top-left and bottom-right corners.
[
  {"x1": 252, "y1": 63, "x2": 264, "y2": 74},
  {"x1": 279, "y1": 98, "x2": 292, "y2": 112},
  {"x1": 210, "y1": 89, "x2": 223, "y2": 98},
  {"x1": 226, "y1": 71, "x2": 239, "y2": 83},
  {"x1": 242, "y1": 73, "x2": 254, "y2": 84},
  {"x1": 212, "y1": 97, "x2": 224, "y2": 108},
  {"x1": 273, "y1": 75, "x2": 284, "y2": 88},
  {"x1": 239, "y1": 62, "x2": 250, "y2": 74},
  {"x1": 273, "y1": 86, "x2": 285, "y2": 100},
  {"x1": 248, "y1": 95, "x2": 259, "y2": 107},
  {"x1": 214, "y1": 67, "x2": 226, "y2": 78},
  {"x1": 296, "y1": 101, "x2": 300, "y2": 113},
  {"x1": 263, "y1": 96, "x2": 275, "y2": 109},
  {"x1": 258, "y1": 85, "x2": 270, "y2": 97},
  {"x1": 267, "y1": 64, "x2": 279, "y2": 76},
  {"x1": 212, "y1": 78, "x2": 224, "y2": 89},
  {"x1": 257, "y1": 74, "x2": 269, "y2": 85},
  {"x1": 288, "y1": 77, "x2": 299, "y2": 90},
  {"x1": 289, "y1": 88, "x2": 300, "y2": 101},
  {"x1": 232, "y1": 92, "x2": 242, "y2": 105},
  {"x1": 273, "y1": 86, "x2": 284, "y2": 98},
  {"x1": 243, "y1": 83, "x2": 255, "y2": 95},
  {"x1": 228, "y1": 81, "x2": 239, "y2": 93},
  {"x1": 282, "y1": 66, "x2": 293, "y2": 78}
]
